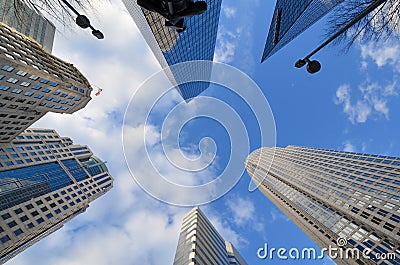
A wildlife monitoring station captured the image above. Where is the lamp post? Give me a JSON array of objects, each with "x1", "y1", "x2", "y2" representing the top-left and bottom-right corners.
[
  {"x1": 295, "y1": 0, "x2": 386, "y2": 74},
  {"x1": 60, "y1": 0, "x2": 104, "y2": 39}
]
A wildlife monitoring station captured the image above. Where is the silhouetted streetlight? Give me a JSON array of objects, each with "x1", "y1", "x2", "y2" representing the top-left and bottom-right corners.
[
  {"x1": 60, "y1": 0, "x2": 104, "y2": 39},
  {"x1": 295, "y1": 0, "x2": 386, "y2": 74}
]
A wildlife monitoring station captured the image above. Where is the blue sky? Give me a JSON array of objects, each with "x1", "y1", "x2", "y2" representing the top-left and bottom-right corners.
[{"x1": 7, "y1": 0, "x2": 400, "y2": 264}]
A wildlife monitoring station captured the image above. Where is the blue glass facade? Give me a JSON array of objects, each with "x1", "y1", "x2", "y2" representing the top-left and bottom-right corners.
[
  {"x1": 0, "y1": 129, "x2": 113, "y2": 263},
  {"x1": 126, "y1": 0, "x2": 222, "y2": 101},
  {"x1": 0, "y1": 159, "x2": 91, "y2": 210},
  {"x1": 261, "y1": 0, "x2": 343, "y2": 61}
]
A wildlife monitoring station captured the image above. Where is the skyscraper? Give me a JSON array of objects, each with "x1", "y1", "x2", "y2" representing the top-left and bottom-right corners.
[
  {"x1": 0, "y1": 23, "x2": 92, "y2": 143},
  {"x1": 122, "y1": 0, "x2": 222, "y2": 101},
  {"x1": 0, "y1": 128, "x2": 113, "y2": 263},
  {"x1": 0, "y1": 0, "x2": 56, "y2": 53},
  {"x1": 261, "y1": 0, "x2": 344, "y2": 62},
  {"x1": 246, "y1": 146, "x2": 400, "y2": 264},
  {"x1": 173, "y1": 207, "x2": 247, "y2": 265}
]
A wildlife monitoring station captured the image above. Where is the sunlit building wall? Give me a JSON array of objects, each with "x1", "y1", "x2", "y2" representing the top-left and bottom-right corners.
[
  {"x1": 0, "y1": 23, "x2": 92, "y2": 142},
  {"x1": 173, "y1": 207, "x2": 247, "y2": 265},
  {"x1": 246, "y1": 146, "x2": 400, "y2": 264}
]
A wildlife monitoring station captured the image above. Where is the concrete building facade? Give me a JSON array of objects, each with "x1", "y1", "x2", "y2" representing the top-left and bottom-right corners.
[
  {"x1": 0, "y1": 23, "x2": 92, "y2": 142},
  {"x1": 246, "y1": 146, "x2": 400, "y2": 264},
  {"x1": 173, "y1": 207, "x2": 247, "y2": 265}
]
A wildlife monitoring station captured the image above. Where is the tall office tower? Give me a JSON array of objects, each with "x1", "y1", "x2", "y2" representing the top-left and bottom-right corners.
[
  {"x1": 122, "y1": 0, "x2": 222, "y2": 101},
  {"x1": 246, "y1": 146, "x2": 400, "y2": 265},
  {"x1": 261, "y1": 0, "x2": 344, "y2": 62},
  {"x1": 173, "y1": 207, "x2": 247, "y2": 265},
  {"x1": 0, "y1": 0, "x2": 56, "y2": 53},
  {"x1": 0, "y1": 23, "x2": 92, "y2": 143},
  {"x1": 0, "y1": 128, "x2": 113, "y2": 263}
]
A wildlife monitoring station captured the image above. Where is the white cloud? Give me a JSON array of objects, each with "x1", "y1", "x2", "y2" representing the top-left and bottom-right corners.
[
  {"x1": 360, "y1": 43, "x2": 400, "y2": 70},
  {"x1": 226, "y1": 196, "x2": 255, "y2": 226},
  {"x1": 343, "y1": 142, "x2": 356, "y2": 152},
  {"x1": 334, "y1": 81, "x2": 397, "y2": 124},
  {"x1": 270, "y1": 209, "x2": 289, "y2": 223},
  {"x1": 225, "y1": 195, "x2": 265, "y2": 236},
  {"x1": 214, "y1": 27, "x2": 240, "y2": 63},
  {"x1": 222, "y1": 6, "x2": 237, "y2": 18},
  {"x1": 207, "y1": 211, "x2": 249, "y2": 249}
]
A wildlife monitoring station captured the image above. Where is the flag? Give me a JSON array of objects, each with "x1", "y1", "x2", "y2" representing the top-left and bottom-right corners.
[{"x1": 95, "y1": 88, "x2": 103, "y2": 96}]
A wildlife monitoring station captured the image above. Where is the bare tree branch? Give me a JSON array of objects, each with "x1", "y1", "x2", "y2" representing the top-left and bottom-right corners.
[{"x1": 326, "y1": 0, "x2": 400, "y2": 51}]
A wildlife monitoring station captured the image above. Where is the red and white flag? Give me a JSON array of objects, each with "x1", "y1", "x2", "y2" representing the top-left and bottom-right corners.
[{"x1": 95, "y1": 88, "x2": 103, "y2": 96}]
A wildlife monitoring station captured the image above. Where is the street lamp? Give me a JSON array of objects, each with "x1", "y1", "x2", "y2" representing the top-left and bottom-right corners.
[
  {"x1": 295, "y1": 0, "x2": 386, "y2": 74},
  {"x1": 60, "y1": 0, "x2": 104, "y2": 39}
]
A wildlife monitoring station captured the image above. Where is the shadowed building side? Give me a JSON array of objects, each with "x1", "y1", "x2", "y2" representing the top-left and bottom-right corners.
[
  {"x1": 261, "y1": 0, "x2": 344, "y2": 61},
  {"x1": 122, "y1": 0, "x2": 222, "y2": 101},
  {"x1": 0, "y1": 0, "x2": 55, "y2": 53}
]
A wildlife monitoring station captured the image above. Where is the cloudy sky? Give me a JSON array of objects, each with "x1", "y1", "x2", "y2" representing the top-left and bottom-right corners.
[{"x1": 7, "y1": 0, "x2": 400, "y2": 264}]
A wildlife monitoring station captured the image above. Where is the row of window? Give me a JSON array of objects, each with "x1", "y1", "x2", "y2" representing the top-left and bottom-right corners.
[
  {"x1": 1, "y1": 65, "x2": 86, "y2": 94},
  {"x1": 0, "y1": 175, "x2": 108, "y2": 243}
]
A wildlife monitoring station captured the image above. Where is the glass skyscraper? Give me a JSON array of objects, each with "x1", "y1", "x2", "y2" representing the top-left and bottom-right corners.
[
  {"x1": 0, "y1": 0, "x2": 55, "y2": 53},
  {"x1": 246, "y1": 146, "x2": 400, "y2": 265},
  {"x1": 173, "y1": 207, "x2": 247, "y2": 265},
  {"x1": 261, "y1": 0, "x2": 344, "y2": 61},
  {"x1": 0, "y1": 128, "x2": 113, "y2": 263},
  {"x1": 122, "y1": 0, "x2": 222, "y2": 101}
]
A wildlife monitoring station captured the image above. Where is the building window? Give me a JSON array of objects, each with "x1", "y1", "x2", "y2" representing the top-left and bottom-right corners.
[
  {"x1": 7, "y1": 78, "x2": 18, "y2": 84},
  {"x1": 34, "y1": 94, "x2": 43, "y2": 99},
  {"x1": 42, "y1": 88, "x2": 51, "y2": 93},
  {"x1": 1, "y1": 65, "x2": 14, "y2": 72},
  {"x1": 40, "y1": 79, "x2": 49, "y2": 84},
  {"x1": 29, "y1": 75, "x2": 39, "y2": 80},
  {"x1": 50, "y1": 82, "x2": 58, "y2": 87},
  {"x1": 1, "y1": 213, "x2": 11, "y2": 220},
  {"x1": 0, "y1": 235, "x2": 10, "y2": 243},
  {"x1": 24, "y1": 91, "x2": 34, "y2": 97},
  {"x1": 20, "y1": 82, "x2": 30, "y2": 87},
  {"x1": 11, "y1": 88, "x2": 22, "y2": 94},
  {"x1": 0, "y1": 85, "x2": 9, "y2": 91},
  {"x1": 14, "y1": 228, "x2": 23, "y2": 236},
  {"x1": 7, "y1": 221, "x2": 17, "y2": 228},
  {"x1": 16, "y1": 70, "x2": 27, "y2": 76}
]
